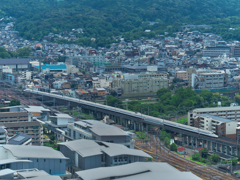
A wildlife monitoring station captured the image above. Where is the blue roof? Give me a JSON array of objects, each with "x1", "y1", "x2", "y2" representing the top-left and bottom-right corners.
[{"x1": 35, "y1": 64, "x2": 66, "y2": 70}]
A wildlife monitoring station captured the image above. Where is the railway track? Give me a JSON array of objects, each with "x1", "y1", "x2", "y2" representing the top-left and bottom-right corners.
[{"x1": 135, "y1": 134, "x2": 237, "y2": 180}]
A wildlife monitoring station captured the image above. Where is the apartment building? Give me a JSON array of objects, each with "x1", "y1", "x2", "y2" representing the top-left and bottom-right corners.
[
  {"x1": 77, "y1": 55, "x2": 106, "y2": 66},
  {"x1": 0, "y1": 127, "x2": 7, "y2": 144},
  {"x1": 65, "y1": 120, "x2": 134, "y2": 148},
  {"x1": 176, "y1": 71, "x2": 188, "y2": 81},
  {"x1": 195, "y1": 72, "x2": 226, "y2": 89},
  {"x1": 59, "y1": 140, "x2": 151, "y2": 173},
  {"x1": 192, "y1": 114, "x2": 237, "y2": 139},
  {"x1": 1, "y1": 121, "x2": 43, "y2": 145},
  {"x1": 187, "y1": 68, "x2": 227, "y2": 89},
  {"x1": 188, "y1": 107, "x2": 240, "y2": 126},
  {"x1": 112, "y1": 77, "x2": 168, "y2": 96},
  {"x1": 0, "y1": 112, "x2": 31, "y2": 123},
  {"x1": 187, "y1": 68, "x2": 197, "y2": 87},
  {"x1": 20, "y1": 71, "x2": 32, "y2": 80}
]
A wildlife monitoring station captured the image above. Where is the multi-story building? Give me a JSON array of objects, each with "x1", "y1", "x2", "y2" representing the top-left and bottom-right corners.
[
  {"x1": 65, "y1": 120, "x2": 134, "y2": 148},
  {"x1": 0, "y1": 112, "x2": 31, "y2": 123},
  {"x1": 0, "y1": 58, "x2": 30, "y2": 72},
  {"x1": 194, "y1": 72, "x2": 225, "y2": 89},
  {"x1": 187, "y1": 68, "x2": 197, "y2": 87},
  {"x1": 112, "y1": 77, "x2": 168, "y2": 96},
  {"x1": 188, "y1": 106, "x2": 240, "y2": 125},
  {"x1": 23, "y1": 106, "x2": 50, "y2": 121},
  {"x1": 20, "y1": 71, "x2": 32, "y2": 80},
  {"x1": 191, "y1": 114, "x2": 237, "y2": 139},
  {"x1": 0, "y1": 145, "x2": 67, "y2": 175},
  {"x1": 187, "y1": 68, "x2": 227, "y2": 90},
  {"x1": 45, "y1": 113, "x2": 75, "y2": 141},
  {"x1": 77, "y1": 55, "x2": 106, "y2": 66},
  {"x1": 202, "y1": 46, "x2": 231, "y2": 57},
  {"x1": 232, "y1": 46, "x2": 240, "y2": 57},
  {"x1": 0, "y1": 127, "x2": 7, "y2": 144},
  {"x1": 176, "y1": 71, "x2": 188, "y2": 81},
  {"x1": 1, "y1": 121, "x2": 43, "y2": 145},
  {"x1": 59, "y1": 139, "x2": 151, "y2": 173}
]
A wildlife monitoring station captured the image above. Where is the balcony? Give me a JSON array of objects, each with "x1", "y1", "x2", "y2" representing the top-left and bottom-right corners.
[
  {"x1": 0, "y1": 139, "x2": 6, "y2": 144},
  {"x1": 0, "y1": 134, "x2": 6, "y2": 138}
]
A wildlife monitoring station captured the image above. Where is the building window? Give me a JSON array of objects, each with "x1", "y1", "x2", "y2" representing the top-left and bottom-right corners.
[
  {"x1": 60, "y1": 160, "x2": 62, "y2": 163},
  {"x1": 37, "y1": 159, "x2": 38, "y2": 162},
  {"x1": 44, "y1": 159, "x2": 46, "y2": 162}
]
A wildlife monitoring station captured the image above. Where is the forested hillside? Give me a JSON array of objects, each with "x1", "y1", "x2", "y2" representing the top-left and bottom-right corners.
[{"x1": 1, "y1": 0, "x2": 240, "y2": 45}]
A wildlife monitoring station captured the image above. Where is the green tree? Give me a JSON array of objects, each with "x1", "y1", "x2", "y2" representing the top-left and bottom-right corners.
[
  {"x1": 104, "y1": 95, "x2": 123, "y2": 108},
  {"x1": 170, "y1": 143, "x2": 177, "y2": 152},
  {"x1": 71, "y1": 82, "x2": 77, "y2": 89},
  {"x1": 110, "y1": 90, "x2": 117, "y2": 97},
  {"x1": 235, "y1": 94, "x2": 240, "y2": 104},
  {"x1": 17, "y1": 46, "x2": 31, "y2": 58},
  {"x1": 192, "y1": 153, "x2": 201, "y2": 161},
  {"x1": 211, "y1": 154, "x2": 220, "y2": 163},
  {"x1": 9, "y1": 99, "x2": 20, "y2": 106},
  {"x1": 231, "y1": 159, "x2": 238, "y2": 166},
  {"x1": 200, "y1": 148, "x2": 208, "y2": 158}
]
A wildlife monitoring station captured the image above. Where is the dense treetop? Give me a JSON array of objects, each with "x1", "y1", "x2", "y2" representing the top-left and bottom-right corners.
[{"x1": 1, "y1": 0, "x2": 240, "y2": 46}]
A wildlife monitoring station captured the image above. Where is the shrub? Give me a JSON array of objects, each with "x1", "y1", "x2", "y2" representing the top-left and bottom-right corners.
[
  {"x1": 192, "y1": 153, "x2": 201, "y2": 161},
  {"x1": 170, "y1": 143, "x2": 177, "y2": 152}
]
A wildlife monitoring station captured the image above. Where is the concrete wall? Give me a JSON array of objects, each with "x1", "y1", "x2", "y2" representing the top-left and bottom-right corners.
[{"x1": 84, "y1": 155, "x2": 102, "y2": 170}]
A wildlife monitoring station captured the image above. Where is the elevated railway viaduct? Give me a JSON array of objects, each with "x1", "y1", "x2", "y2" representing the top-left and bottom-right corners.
[{"x1": 25, "y1": 89, "x2": 240, "y2": 157}]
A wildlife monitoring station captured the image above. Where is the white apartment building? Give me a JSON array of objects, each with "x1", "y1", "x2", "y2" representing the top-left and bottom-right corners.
[
  {"x1": 192, "y1": 114, "x2": 237, "y2": 139},
  {"x1": 188, "y1": 106, "x2": 240, "y2": 126}
]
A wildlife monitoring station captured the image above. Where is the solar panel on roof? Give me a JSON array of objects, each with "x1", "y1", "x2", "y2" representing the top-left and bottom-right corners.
[{"x1": 14, "y1": 136, "x2": 25, "y2": 142}]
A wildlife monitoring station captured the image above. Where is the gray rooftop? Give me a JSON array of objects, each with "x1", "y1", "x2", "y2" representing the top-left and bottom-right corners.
[
  {"x1": 59, "y1": 140, "x2": 151, "y2": 158},
  {"x1": 75, "y1": 120, "x2": 127, "y2": 136},
  {"x1": 0, "y1": 58, "x2": 29, "y2": 65},
  {"x1": 24, "y1": 106, "x2": 50, "y2": 113},
  {"x1": 0, "y1": 159, "x2": 31, "y2": 165},
  {"x1": 2, "y1": 145, "x2": 68, "y2": 159},
  {"x1": 75, "y1": 162, "x2": 202, "y2": 180},
  {"x1": 8, "y1": 134, "x2": 31, "y2": 145},
  {"x1": 194, "y1": 106, "x2": 240, "y2": 112},
  {"x1": 200, "y1": 114, "x2": 232, "y2": 123},
  {"x1": 0, "y1": 169, "x2": 15, "y2": 176},
  {"x1": 18, "y1": 170, "x2": 50, "y2": 179}
]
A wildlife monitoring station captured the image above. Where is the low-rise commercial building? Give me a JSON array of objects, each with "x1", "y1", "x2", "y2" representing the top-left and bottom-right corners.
[
  {"x1": 0, "y1": 145, "x2": 67, "y2": 175},
  {"x1": 203, "y1": 46, "x2": 231, "y2": 57},
  {"x1": 65, "y1": 120, "x2": 134, "y2": 148},
  {"x1": 74, "y1": 162, "x2": 201, "y2": 180},
  {"x1": 59, "y1": 140, "x2": 151, "y2": 173}
]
